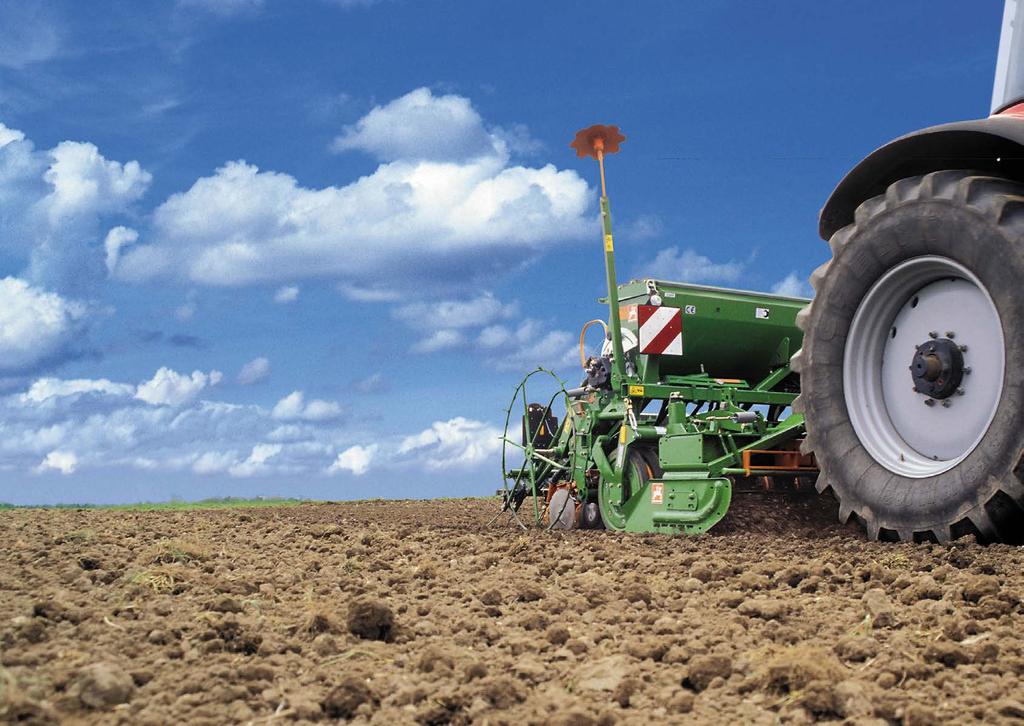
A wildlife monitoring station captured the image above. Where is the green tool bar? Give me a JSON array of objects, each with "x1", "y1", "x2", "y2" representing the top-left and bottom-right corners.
[{"x1": 631, "y1": 383, "x2": 798, "y2": 406}]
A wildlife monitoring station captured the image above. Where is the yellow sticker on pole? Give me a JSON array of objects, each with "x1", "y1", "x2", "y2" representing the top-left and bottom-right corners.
[
  {"x1": 619, "y1": 426, "x2": 628, "y2": 444},
  {"x1": 604, "y1": 234, "x2": 614, "y2": 251},
  {"x1": 628, "y1": 385, "x2": 645, "y2": 397}
]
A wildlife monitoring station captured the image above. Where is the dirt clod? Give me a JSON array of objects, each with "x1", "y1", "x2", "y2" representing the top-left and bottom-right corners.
[
  {"x1": 479, "y1": 588, "x2": 502, "y2": 606},
  {"x1": 75, "y1": 663, "x2": 136, "y2": 709},
  {"x1": 323, "y1": 676, "x2": 374, "y2": 718},
  {"x1": 834, "y1": 635, "x2": 879, "y2": 662},
  {"x1": 962, "y1": 574, "x2": 1001, "y2": 602},
  {"x1": 761, "y1": 646, "x2": 845, "y2": 715},
  {"x1": 208, "y1": 596, "x2": 242, "y2": 613},
  {"x1": 346, "y1": 598, "x2": 394, "y2": 641},
  {"x1": 862, "y1": 588, "x2": 896, "y2": 627},
  {"x1": 545, "y1": 624, "x2": 570, "y2": 645},
  {"x1": 684, "y1": 654, "x2": 733, "y2": 691},
  {"x1": 737, "y1": 597, "x2": 788, "y2": 620}
]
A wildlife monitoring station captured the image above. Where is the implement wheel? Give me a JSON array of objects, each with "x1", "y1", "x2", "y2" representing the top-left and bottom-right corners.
[{"x1": 796, "y1": 171, "x2": 1024, "y2": 543}]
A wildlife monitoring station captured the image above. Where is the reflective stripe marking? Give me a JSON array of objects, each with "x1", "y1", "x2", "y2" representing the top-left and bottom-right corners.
[{"x1": 638, "y1": 305, "x2": 682, "y2": 355}]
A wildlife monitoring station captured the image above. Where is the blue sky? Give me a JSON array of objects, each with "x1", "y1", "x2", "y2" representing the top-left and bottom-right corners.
[{"x1": 0, "y1": 0, "x2": 1004, "y2": 504}]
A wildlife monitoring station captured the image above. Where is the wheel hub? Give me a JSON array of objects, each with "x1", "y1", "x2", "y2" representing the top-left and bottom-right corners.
[
  {"x1": 844, "y1": 256, "x2": 1004, "y2": 478},
  {"x1": 910, "y1": 337, "x2": 964, "y2": 400}
]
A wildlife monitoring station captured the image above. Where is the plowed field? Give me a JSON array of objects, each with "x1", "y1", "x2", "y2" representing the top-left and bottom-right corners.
[{"x1": 2, "y1": 494, "x2": 1023, "y2": 724}]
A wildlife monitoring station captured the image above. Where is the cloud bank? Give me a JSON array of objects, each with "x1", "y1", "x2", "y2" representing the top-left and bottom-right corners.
[
  {"x1": 116, "y1": 88, "x2": 591, "y2": 292},
  {"x1": 0, "y1": 370, "x2": 501, "y2": 485}
]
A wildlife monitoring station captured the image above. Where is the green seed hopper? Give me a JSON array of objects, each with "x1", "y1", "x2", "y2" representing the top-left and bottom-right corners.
[
  {"x1": 500, "y1": 125, "x2": 814, "y2": 534},
  {"x1": 614, "y1": 279, "x2": 806, "y2": 385}
]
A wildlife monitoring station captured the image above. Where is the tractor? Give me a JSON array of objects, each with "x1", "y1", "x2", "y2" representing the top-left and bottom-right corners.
[{"x1": 499, "y1": 2, "x2": 1024, "y2": 543}]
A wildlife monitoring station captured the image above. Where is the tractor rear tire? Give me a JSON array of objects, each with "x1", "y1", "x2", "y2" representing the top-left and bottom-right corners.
[{"x1": 795, "y1": 171, "x2": 1024, "y2": 543}]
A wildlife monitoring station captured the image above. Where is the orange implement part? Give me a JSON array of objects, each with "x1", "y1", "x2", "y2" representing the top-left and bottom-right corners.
[
  {"x1": 570, "y1": 124, "x2": 626, "y2": 159},
  {"x1": 541, "y1": 481, "x2": 581, "y2": 527},
  {"x1": 741, "y1": 449, "x2": 818, "y2": 476}
]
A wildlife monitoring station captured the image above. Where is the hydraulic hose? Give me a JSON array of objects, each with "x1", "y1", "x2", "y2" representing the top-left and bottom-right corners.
[{"x1": 579, "y1": 319, "x2": 609, "y2": 369}]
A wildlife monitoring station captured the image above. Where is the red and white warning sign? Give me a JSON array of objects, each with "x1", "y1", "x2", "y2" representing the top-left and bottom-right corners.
[{"x1": 638, "y1": 305, "x2": 682, "y2": 355}]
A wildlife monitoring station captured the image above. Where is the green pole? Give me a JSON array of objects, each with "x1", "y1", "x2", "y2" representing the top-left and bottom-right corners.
[
  {"x1": 601, "y1": 194, "x2": 627, "y2": 388},
  {"x1": 571, "y1": 127, "x2": 629, "y2": 389}
]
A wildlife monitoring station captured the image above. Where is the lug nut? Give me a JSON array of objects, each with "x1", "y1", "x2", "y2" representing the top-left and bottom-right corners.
[
  {"x1": 960, "y1": 345, "x2": 968, "y2": 352},
  {"x1": 942, "y1": 399, "x2": 952, "y2": 408},
  {"x1": 957, "y1": 388, "x2": 965, "y2": 396},
  {"x1": 929, "y1": 331, "x2": 938, "y2": 338},
  {"x1": 963, "y1": 366, "x2": 972, "y2": 374},
  {"x1": 945, "y1": 331, "x2": 956, "y2": 338},
  {"x1": 925, "y1": 398, "x2": 936, "y2": 407}
]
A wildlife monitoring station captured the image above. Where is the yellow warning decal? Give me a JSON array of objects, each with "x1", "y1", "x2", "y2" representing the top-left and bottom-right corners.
[
  {"x1": 604, "y1": 234, "x2": 614, "y2": 251},
  {"x1": 628, "y1": 385, "x2": 645, "y2": 397},
  {"x1": 618, "y1": 426, "x2": 628, "y2": 444}
]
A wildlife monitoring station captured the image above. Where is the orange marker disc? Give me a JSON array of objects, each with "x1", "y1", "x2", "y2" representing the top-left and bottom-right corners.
[{"x1": 570, "y1": 124, "x2": 626, "y2": 159}]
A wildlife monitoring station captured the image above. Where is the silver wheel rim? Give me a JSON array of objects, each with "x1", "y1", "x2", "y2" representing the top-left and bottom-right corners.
[{"x1": 843, "y1": 256, "x2": 1004, "y2": 478}]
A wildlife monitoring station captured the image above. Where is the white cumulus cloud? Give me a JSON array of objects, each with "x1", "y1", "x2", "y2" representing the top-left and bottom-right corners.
[
  {"x1": 397, "y1": 417, "x2": 502, "y2": 470},
  {"x1": 394, "y1": 292, "x2": 516, "y2": 330},
  {"x1": 0, "y1": 277, "x2": 86, "y2": 374},
  {"x1": 135, "y1": 367, "x2": 222, "y2": 407},
  {"x1": 0, "y1": 122, "x2": 26, "y2": 147},
  {"x1": 474, "y1": 318, "x2": 577, "y2": 371},
  {"x1": 192, "y1": 450, "x2": 237, "y2": 475},
  {"x1": 228, "y1": 443, "x2": 282, "y2": 477},
  {"x1": 332, "y1": 87, "x2": 496, "y2": 162},
  {"x1": 103, "y1": 226, "x2": 139, "y2": 274},
  {"x1": 352, "y1": 372, "x2": 388, "y2": 394},
  {"x1": 117, "y1": 87, "x2": 591, "y2": 291},
  {"x1": 273, "y1": 285, "x2": 299, "y2": 303},
  {"x1": 42, "y1": 141, "x2": 150, "y2": 223},
  {"x1": 394, "y1": 291, "x2": 574, "y2": 370},
  {"x1": 771, "y1": 271, "x2": 814, "y2": 298},
  {"x1": 328, "y1": 443, "x2": 378, "y2": 476},
  {"x1": 23, "y1": 377, "x2": 134, "y2": 403},
  {"x1": 237, "y1": 357, "x2": 271, "y2": 385},
  {"x1": 0, "y1": 121, "x2": 151, "y2": 296},
  {"x1": 635, "y1": 247, "x2": 746, "y2": 285},
  {"x1": 36, "y1": 450, "x2": 77, "y2": 475},
  {"x1": 410, "y1": 329, "x2": 464, "y2": 354},
  {"x1": 271, "y1": 390, "x2": 342, "y2": 421}
]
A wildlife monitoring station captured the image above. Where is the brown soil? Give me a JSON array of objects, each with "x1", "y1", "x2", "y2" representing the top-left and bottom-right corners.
[{"x1": 1, "y1": 493, "x2": 1023, "y2": 725}]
